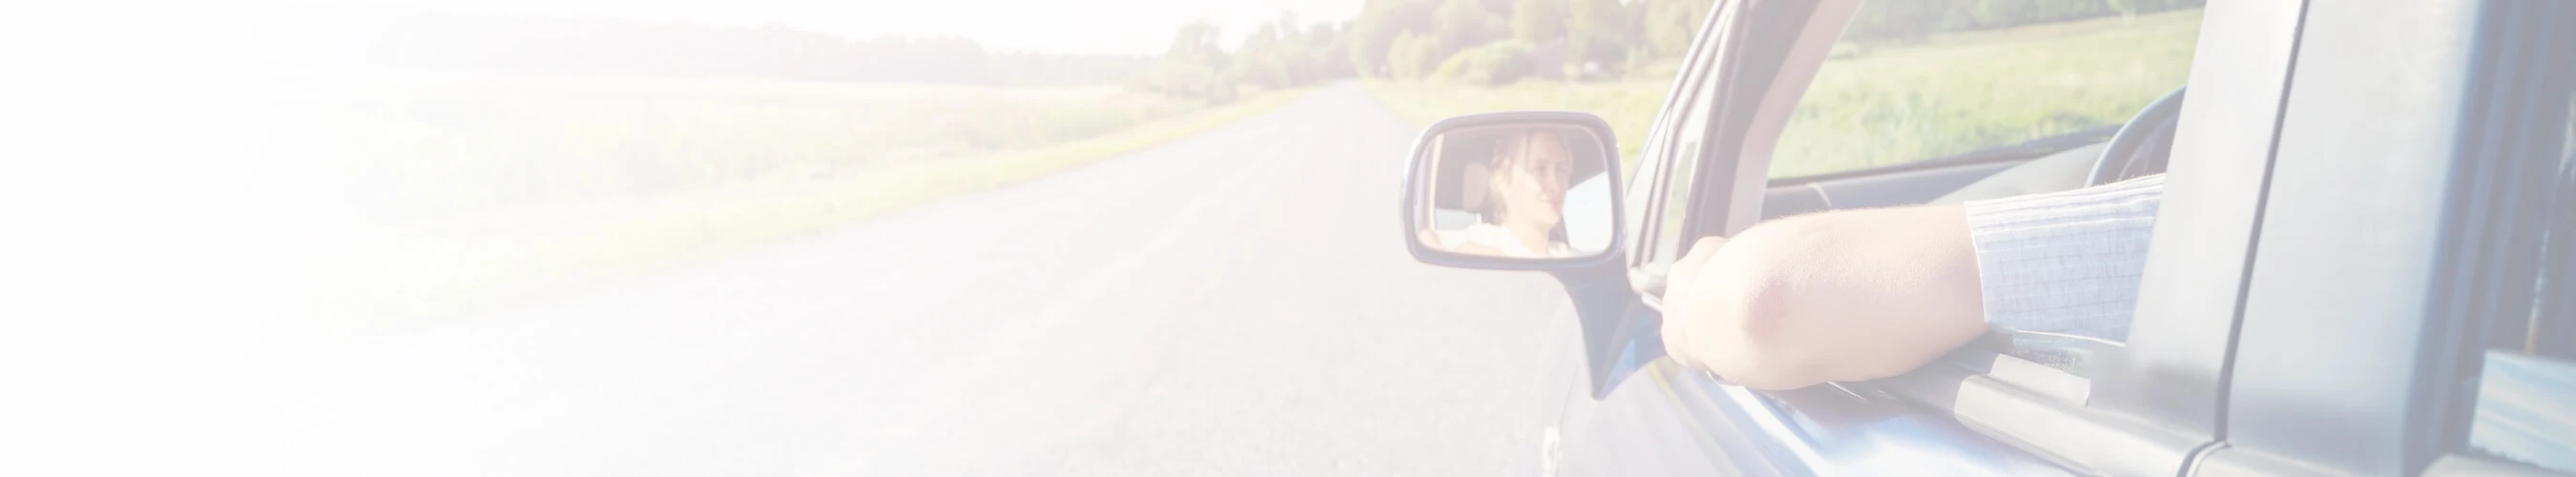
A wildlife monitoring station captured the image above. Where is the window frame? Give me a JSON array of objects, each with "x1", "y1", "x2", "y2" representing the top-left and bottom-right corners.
[
  {"x1": 1629, "y1": 0, "x2": 1842, "y2": 304},
  {"x1": 1626, "y1": 0, "x2": 1740, "y2": 291},
  {"x1": 2194, "y1": 0, "x2": 2576, "y2": 475},
  {"x1": 1619, "y1": 39, "x2": 1694, "y2": 276},
  {"x1": 2086, "y1": 0, "x2": 2311, "y2": 453},
  {"x1": 1632, "y1": 0, "x2": 2288, "y2": 475}
]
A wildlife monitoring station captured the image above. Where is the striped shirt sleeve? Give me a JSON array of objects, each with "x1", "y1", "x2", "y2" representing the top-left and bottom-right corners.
[{"x1": 1962, "y1": 175, "x2": 2166, "y2": 342}]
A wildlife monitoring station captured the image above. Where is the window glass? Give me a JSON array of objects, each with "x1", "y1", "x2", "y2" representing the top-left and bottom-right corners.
[
  {"x1": 2465, "y1": 96, "x2": 2576, "y2": 474},
  {"x1": 1650, "y1": 68, "x2": 1723, "y2": 268},
  {"x1": 1769, "y1": 1, "x2": 2206, "y2": 178}
]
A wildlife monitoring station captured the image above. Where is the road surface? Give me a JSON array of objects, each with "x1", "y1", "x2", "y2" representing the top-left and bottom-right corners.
[{"x1": 286, "y1": 82, "x2": 1591, "y2": 476}]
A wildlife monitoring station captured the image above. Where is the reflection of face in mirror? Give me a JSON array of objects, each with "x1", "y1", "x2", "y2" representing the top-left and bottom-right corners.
[
  {"x1": 1479, "y1": 130, "x2": 1572, "y2": 256},
  {"x1": 1421, "y1": 126, "x2": 1607, "y2": 259}
]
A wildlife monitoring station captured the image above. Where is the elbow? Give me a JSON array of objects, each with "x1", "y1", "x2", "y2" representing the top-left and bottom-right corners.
[
  {"x1": 1716, "y1": 255, "x2": 1921, "y2": 389},
  {"x1": 1717, "y1": 278, "x2": 1831, "y2": 390}
]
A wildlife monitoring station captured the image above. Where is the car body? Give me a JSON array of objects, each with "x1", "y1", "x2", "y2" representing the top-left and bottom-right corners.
[{"x1": 1401, "y1": 0, "x2": 2576, "y2": 475}]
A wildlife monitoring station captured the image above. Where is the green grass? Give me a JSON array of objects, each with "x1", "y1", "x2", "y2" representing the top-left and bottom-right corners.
[
  {"x1": 1366, "y1": 8, "x2": 2204, "y2": 179},
  {"x1": 308, "y1": 77, "x2": 1305, "y2": 322},
  {"x1": 317, "y1": 76, "x2": 1225, "y2": 222},
  {"x1": 1367, "y1": 76, "x2": 1674, "y2": 171}
]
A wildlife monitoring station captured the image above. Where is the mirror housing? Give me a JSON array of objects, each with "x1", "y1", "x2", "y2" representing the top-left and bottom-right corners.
[{"x1": 1401, "y1": 112, "x2": 1625, "y2": 271}]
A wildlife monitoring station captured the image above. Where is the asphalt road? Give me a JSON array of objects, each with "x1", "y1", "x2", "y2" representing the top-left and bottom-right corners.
[{"x1": 285, "y1": 82, "x2": 1591, "y2": 476}]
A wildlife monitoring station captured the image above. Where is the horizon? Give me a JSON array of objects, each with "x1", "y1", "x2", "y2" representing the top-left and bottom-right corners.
[{"x1": 290, "y1": 0, "x2": 1365, "y2": 55}]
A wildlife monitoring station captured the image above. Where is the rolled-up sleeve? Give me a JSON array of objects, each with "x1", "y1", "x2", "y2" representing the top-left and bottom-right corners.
[{"x1": 1963, "y1": 175, "x2": 2165, "y2": 342}]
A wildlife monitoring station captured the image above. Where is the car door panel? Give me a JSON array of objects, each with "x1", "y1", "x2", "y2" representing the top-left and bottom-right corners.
[{"x1": 1569, "y1": 356, "x2": 2078, "y2": 476}]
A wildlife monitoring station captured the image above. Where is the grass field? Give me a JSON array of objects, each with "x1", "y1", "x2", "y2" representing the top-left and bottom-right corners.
[
  {"x1": 1367, "y1": 8, "x2": 2203, "y2": 179},
  {"x1": 316, "y1": 76, "x2": 1227, "y2": 224},
  {"x1": 304, "y1": 76, "x2": 1303, "y2": 321},
  {"x1": 1367, "y1": 75, "x2": 1676, "y2": 173}
]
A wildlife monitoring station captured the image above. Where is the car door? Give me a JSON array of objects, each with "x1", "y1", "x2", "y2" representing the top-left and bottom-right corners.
[
  {"x1": 2186, "y1": 1, "x2": 2576, "y2": 475},
  {"x1": 1551, "y1": 0, "x2": 2303, "y2": 475}
]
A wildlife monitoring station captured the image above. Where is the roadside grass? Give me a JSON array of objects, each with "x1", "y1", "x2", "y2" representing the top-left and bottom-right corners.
[
  {"x1": 321, "y1": 76, "x2": 1221, "y2": 222},
  {"x1": 1365, "y1": 8, "x2": 2203, "y2": 179},
  {"x1": 1365, "y1": 76, "x2": 1673, "y2": 173},
  {"x1": 311, "y1": 77, "x2": 1305, "y2": 322}
]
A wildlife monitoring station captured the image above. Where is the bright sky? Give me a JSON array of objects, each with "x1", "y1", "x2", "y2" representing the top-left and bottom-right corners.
[{"x1": 337, "y1": 0, "x2": 1366, "y2": 55}]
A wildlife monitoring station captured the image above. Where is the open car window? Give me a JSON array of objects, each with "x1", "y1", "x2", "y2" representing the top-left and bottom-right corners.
[
  {"x1": 1752, "y1": 2, "x2": 2210, "y2": 384},
  {"x1": 1763, "y1": 0, "x2": 2209, "y2": 365},
  {"x1": 1640, "y1": 0, "x2": 2242, "y2": 473},
  {"x1": 1853, "y1": 0, "x2": 2304, "y2": 473},
  {"x1": 1646, "y1": 50, "x2": 1728, "y2": 275},
  {"x1": 1770, "y1": 3, "x2": 2205, "y2": 179}
]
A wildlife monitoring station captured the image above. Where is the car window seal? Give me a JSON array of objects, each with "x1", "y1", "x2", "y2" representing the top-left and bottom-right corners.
[
  {"x1": 1766, "y1": 126, "x2": 2121, "y2": 187},
  {"x1": 1874, "y1": 354, "x2": 2200, "y2": 476}
]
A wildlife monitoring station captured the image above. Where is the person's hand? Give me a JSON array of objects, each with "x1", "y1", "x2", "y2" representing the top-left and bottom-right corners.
[
  {"x1": 1659, "y1": 237, "x2": 1731, "y2": 371},
  {"x1": 1659, "y1": 234, "x2": 1792, "y2": 388}
]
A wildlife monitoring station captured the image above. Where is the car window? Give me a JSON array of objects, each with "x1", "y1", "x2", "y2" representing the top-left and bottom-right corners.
[
  {"x1": 2463, "y1": 95, "x2": 2576, "y2": 474},
  {"x1": 1768, "y1": 1, "x2": 2206, "y2": 178},
  {"x1": 1647, "y1": 58, "x2": 1728, "y2": 270}
]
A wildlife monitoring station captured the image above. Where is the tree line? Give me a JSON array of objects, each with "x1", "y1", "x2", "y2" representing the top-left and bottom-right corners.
[
  {"x1": 1339, "y1": 0, "x2": 1717, "y2": 85},
  {"x1": 1129, "y1": 0, "x2": 1740, "y2": 96},
  {"x1": 275, "y1": 0, "x2": 2205, "y2": 97},
  {"x1": 1843, "y1": 0, "x2": 2205, "y2": 40},
  {"x1": 1328, "y1": 0, "x2": 2201, "y2": 87},
  {"x1": 278, "y1": 10, "x2": 1155, "y2": 86},
  {"x1": 1126, "y1": 12, "x2": 1355, "y2": 103}
]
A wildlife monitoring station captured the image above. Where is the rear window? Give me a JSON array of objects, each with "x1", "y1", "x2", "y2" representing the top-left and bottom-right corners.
[
  {"x1": 1770, "y1": 1, "x2": 2207, "y2": 178},
  {"x1": 2465, "y1": 93, "x2": 2576, "y2": 474}
]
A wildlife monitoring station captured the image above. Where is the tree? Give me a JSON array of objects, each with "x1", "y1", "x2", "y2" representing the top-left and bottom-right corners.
[
  {"x1": 1346, "y1": 0, "x2": 1437, "y2": 77},
  {"x1": 1164, "y1": 21, "x2": 1230, "y2": 71},
  {"x1": 1310, "y1": 21, "x2": 1354, "y2": 78},
  {"x1": 1230, "y1": 23, "x2": 1295, "y2": 88},
  {"x1": 1435, "y1": 0, "x2": 1508, "y2": 54},
  {"x1": 1641, "y1": 0, "x2": 1716, "y2": 58},
  {"x1": 1564, "y1": 0, "x2": 1631, "y2": 78},
  {"x1": 1386, "y1": 31, "x2": 1444, "y2": 79},
  {"x1": 1509, "y1": 0, "x2": 1561, "y2": 43},
  {"x1": 1135, "y1": 21, "x2": 1237, "y2": 103},
  {"x1": 1436, "y1": 39, "x2": 1536, "y2": 85}
]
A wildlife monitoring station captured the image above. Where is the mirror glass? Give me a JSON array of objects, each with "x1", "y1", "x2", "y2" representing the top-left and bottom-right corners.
[{"x1": 1415, "y1": 124, "x2": 1614, "y2": 259}]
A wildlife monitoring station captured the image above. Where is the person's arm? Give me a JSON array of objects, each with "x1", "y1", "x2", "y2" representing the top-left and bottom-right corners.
[
  {"x1": 1659, "y1": 205, "x2": 1986, "y2": 389},
  {"x1": 1420, "y1": 228, "x2": 1506, "y2": 256},
  {"x1": 1661, "y1": 176, "x2": 2165, "y2": 390}
]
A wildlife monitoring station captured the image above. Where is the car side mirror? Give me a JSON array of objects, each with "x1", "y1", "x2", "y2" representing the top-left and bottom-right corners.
[{"x1": 1402, "y1": 112, "x2": 1625, "y2": 270}]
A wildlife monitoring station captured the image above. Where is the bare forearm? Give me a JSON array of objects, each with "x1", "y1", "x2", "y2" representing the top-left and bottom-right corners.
[
  {"x1": 1752, "y1": 205, "x2": 1985, "y2": 384},
  {"x1": 1665, "y1": 176, "x2": 2168, "y2": 389},
  {"x1": 1664, "y1": 205, "x2": 1987, "y2": 389}
]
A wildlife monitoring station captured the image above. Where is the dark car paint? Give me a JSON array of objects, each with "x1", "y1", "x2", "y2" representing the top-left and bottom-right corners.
[{"x1": 1552, "y1": 308, "x2": 2078, "y2": 476}]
